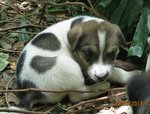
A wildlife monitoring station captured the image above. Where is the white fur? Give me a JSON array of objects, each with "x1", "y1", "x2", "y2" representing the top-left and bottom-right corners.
[
  {"x1": 18, "y1": 16, "x2": 150, "y2": 103},
  {"x1": 109, "y1": 67, "x2": 141, "y2": 83},
  {"x1": 111, "y1": 36, "x2": 150, "y2": 83},
  {"x1": 1, "y1": 16, "x2": 150, "y2": 114},
  {"x1": 98, "y1": 31, "x2": 106, "y2": 64},
  {"x1": 88, "y1": 31, "x2": 112, "y2": 81},
  {"x1": 19, "y1": 16, "x2": 109, "y2": 103},
  {"x1": 88, "y1": 64, "x2": 112, "y2": 81},
  {"x1": 69, "y1": 81, "x2": 110, "y2": 102}
]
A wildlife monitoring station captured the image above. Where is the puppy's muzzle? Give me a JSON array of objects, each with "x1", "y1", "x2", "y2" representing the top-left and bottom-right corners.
[{"x1": 95, "y1": 73, "x2": 109, "y2": 82}]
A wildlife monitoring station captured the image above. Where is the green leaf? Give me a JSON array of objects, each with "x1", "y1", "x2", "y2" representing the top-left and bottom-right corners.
[
  {"x1": 128, "y1": 7, "x2": 150, "y2": 57},
  {"x1": 18, "y1": 17, "x2": 30, "y2": 41},
  {"x1": 97, "y1": 0, "x2": 112, "y2": 8},
  {"x1": 49, "y1": 103, "x2": 68, "y2": 114},
  {"x1": 0, "y1": 53, "x2": 9, "y2": 71},
  {"x1": 147, "y1": 9, "x2": 150, "y2": 32},
  {"x1": 110, "y1": 0, "x2": 128, "y2": 24},
  {"x1": 127, "y1": 0, "x2": 143, "y2": 26},
  {"x1": 0, "y1": 10, "x2": 8, "y2": 21},
  {"x1": 119, "y1": 0, "x2": 143, "y2": 31},
  {"x1": 18, "y1": 29, "x2": 30, "y2": 41}
]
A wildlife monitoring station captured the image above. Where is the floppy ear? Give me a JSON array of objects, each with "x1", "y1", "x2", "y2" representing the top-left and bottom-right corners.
[
  {"x1": 116, "y1": 26, "x2": 128, "y2": 50},
  {"x1": 67, "y1": 26, "x2": 83, "y2": 51},
  {"x1": 99, "y1": 21, "x2": 127, "y2": 51}
]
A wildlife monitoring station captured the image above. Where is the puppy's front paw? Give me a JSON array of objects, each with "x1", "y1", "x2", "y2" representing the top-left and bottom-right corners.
[{"x1": 90, "y1": 81, "x2": 110, "y2": 90}]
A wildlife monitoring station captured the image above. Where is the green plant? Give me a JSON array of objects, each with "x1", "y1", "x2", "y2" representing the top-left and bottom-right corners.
[{"x1": 94, "y1": 0, "x2": 150, "y2": 57}]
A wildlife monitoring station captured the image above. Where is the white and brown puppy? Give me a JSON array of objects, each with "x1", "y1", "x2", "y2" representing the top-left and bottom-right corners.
[{"x1": 15, "y1": 16, "x2": 127, "y2": 109}]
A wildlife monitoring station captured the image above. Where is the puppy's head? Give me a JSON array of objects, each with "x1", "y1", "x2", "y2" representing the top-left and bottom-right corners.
[{"x1": 68, "y1": 20, "x2": 127, "y2": 82}]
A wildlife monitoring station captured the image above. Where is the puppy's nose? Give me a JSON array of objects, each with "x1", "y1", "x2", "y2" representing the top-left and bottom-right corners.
[{"x1": 95, "y1": 73, "x2": 109, "y2": 82}]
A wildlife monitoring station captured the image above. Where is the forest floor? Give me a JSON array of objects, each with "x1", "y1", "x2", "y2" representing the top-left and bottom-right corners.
[{"x1": 0, "y1": 0, "x2": 144, "y2": 114}]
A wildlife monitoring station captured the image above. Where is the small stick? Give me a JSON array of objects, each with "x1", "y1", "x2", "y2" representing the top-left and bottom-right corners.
[
  {"x1": 68, "y1": 92, "x2": 126, "y2": 109},
  {"x1": 0, "y1": 87, "x2": 125, "y2": 93},
  {"x1": 0, "y1": 24, "x2": 46, "y2": 32},
  {"x1": 0, "y1": 108, "x2": 47, "y2": 114},
  {"x1": 0, "y1": 48, "x2": 21, "y2": 53},
  {"x1": 5, "y1": 76, "x2": 15, "y2": 107}
]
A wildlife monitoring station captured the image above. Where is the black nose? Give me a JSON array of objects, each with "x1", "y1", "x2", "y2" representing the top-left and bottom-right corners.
[{"x1": 95, "y1": 73, "x2": 109, "y2": 82}]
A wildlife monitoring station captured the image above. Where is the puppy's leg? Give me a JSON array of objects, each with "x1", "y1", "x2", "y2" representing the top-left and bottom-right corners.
[
  {"x1": 108, "y1": 67, "x2": 141, "y2": 83},
  {"x1": 17, "y1": 80, "x2": 46, "y2": 109},
  {"x1": 69, "y1": 81, "x2": 110, "y2": 102},
  {"x1": 18, "y1": 91, "x2": 46, "y2": 109}
]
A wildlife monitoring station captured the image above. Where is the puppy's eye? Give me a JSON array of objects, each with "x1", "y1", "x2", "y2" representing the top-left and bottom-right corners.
[
  {"x1": 82, "y1": 48, "x2": 93, "y2": 57},
  {"x1": 108, "y1": 52, "x2": 116, "y2": 60},
  {"x1": 108, "y1": 47, "x2": 119, "y2": 60}
]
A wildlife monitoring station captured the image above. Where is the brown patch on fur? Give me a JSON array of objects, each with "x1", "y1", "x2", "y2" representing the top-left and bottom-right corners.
[
  {"x1": 98, "y1": 21, "x2": 127, "y2": 49},
  {"x1": 68, "y1": 20, "x2": 100, "y2": 70},
  {"x1": 67, "y1": 20, "x2": 126, "y2": 71},
  {"x1": 98, "y1": 21, "x2": 127, "y2": 64}
]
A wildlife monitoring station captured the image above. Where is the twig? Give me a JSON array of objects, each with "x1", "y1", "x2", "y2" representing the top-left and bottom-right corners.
[
  {"x1": 0, "y1": 2, "x2": 24, "y2": 16},
  {"x1": 0, "y1": 48, "x2": 21, "y2": 53},
  {"x1": 5, "y1": 77, "x2": 14, "y2": 107},
  {"x1": 5, "y1": 77, "x2": 15, "y2": 107},
  {"x1": 0, "y1": 24, "x2": 46, "y2": 32},
  {"x1": 0, "y1": 108, "x2": 47, "y2": 114},
  {"x1": 87, "y1": 0, "x2": 107, "y2": 20},
  {"x1": 87, "y1": 0, "x2": 102, "y2": 17},
  {"x1": 7, "y1": 30, "x2": 37, "y2": 35},
  {"x1": 41, "y1": 1, "x2": 104, "y2": 18},
  {"x1": 68, "y1": 91, "x2": 126, "y2": 109},
  {"x1": 0, "y1": 2, "x2": 37, "y2": 24},
  {"x1": 0, "y1": 87, "x2": 125, "y2": 93}
]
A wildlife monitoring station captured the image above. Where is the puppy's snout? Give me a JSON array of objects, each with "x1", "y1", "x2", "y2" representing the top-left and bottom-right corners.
[
  {"x1": 88, "y1": 64, "x2": 112, "y2": 82},
  {"x1": 95, "y1": 73, "x2": 109, "y2": 82}
]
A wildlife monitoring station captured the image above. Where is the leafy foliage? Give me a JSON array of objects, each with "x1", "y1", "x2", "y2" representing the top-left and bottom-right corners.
[
  {"x1": 94, "y1": 0, "x2": 150, "y2": 57},
  {"x1": 0, "y1": 53, "x2": 9, "y2": 71},
  {"x1": 128, "y1": 7, "x2": 150, "y2": 57},
  {"x1": 0, "y1": 0, "x2": 149, "y2": 71},
  {"x1": 18, "y1": 17, "x2": 30, "y2": 41},
  {"x1": 0, "y1": 0, "x2": 150, "y2": 113}
]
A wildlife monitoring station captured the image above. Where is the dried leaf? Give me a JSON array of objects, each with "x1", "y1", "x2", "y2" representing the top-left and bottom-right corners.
[{"x1": 7, "y1": 93, "x2": 20, "y2": 105}]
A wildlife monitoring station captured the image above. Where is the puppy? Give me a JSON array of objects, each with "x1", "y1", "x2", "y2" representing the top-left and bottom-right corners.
[
  {"x1": 126, "y1": 37, "x2": 150, "y2": 114},
  {"x1": 14, "y1": 16, "x2": 128, "y2": 109}
]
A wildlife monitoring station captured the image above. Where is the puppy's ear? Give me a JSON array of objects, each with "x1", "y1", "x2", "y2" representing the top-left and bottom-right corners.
[
  {"x1": 67, "y1": 26, "x2": 83, "y2": 51},
  {"x1": 99, "y1": 21, "x2": 127, "y2": 51},
  {"x1": 116, "y1": 26, "x2": 128, "y2": 50}
]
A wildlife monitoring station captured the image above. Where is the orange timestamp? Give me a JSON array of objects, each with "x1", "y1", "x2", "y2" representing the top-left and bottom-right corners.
[{"x1": 115, "y1": 101, "x2": 150, "y2": 106}]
